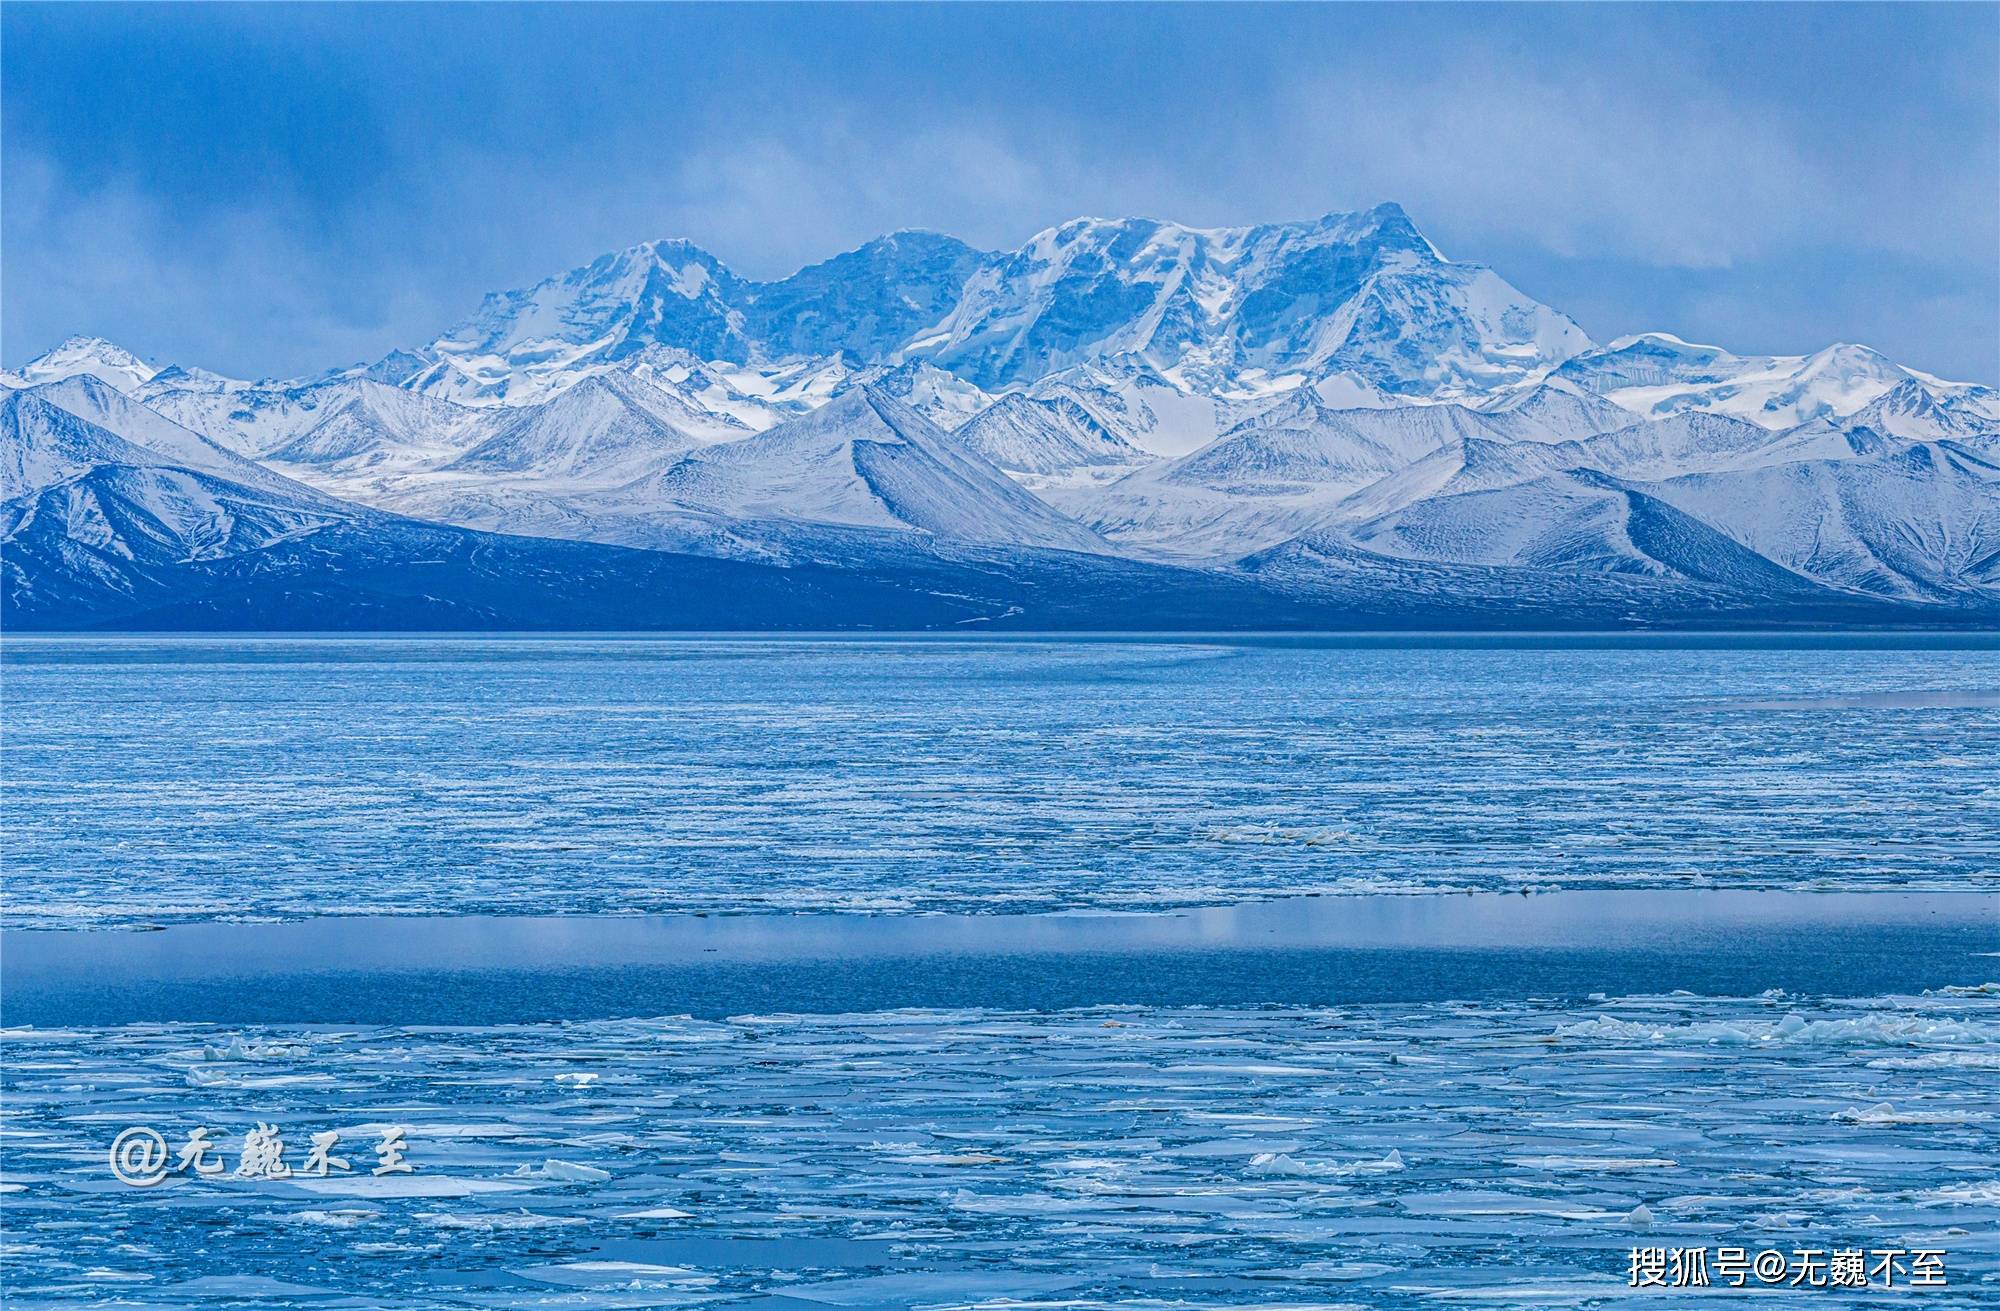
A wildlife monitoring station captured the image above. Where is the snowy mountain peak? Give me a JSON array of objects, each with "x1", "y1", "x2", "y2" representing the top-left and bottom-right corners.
[
  {"x1": 440, "y1": 368, "x2": 717, "y2": 483},
  {"x1": 145, "y1": 363, "x2": 242, "y2": 391},
  {"x1": 900, "y1": 205, "x2": 1586, "y2": 393},
  {"x1": 1805, "y1": 341, "x2": 1887, "y2": 365},
  {"x1": 1603, "y1": 331, "x2": 1724, "y2": 354},
  {"x1": 834, "y1": 361, "x2": 994, "y2": 429},
  {"x1": 1842, "y1": 376, "x2": 1999, "y2": 442},
  {"x1": 1869, "y1": 377, "x2": 1945, "y2": 417},
  {"x1": 392, "y1": 205, "x2": 1589, "y2": 407},
  {"x1": 9, "y1": 336, "x2": 160, "y2": 393},
  {"x1": 1556, "y1": 334, "x2": 1930, "y2": 429},
  {"x1": 814, "y1": 385, "x2": 936, "y2": 445},
  {"x1": 1296, "y1": 201, "x2": 1443, "y2": 261},
  {"x1": 360, "y1": 349, "x2": 437, "y2": 387}
]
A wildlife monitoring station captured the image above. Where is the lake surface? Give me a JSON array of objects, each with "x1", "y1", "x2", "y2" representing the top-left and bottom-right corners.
[
  {"x1": 5, "y1": 987, "x2": 1996, "y2": 1309},
  {"x1": 5, "y1": 889, "x2": 1994, "y2": 1026},
  {"x1": 5, "y1": 634, "x2": 1997, "y2": 928},
  {"x1": 3, "y1": 635, "x2": 1996, "y2": 1308}
]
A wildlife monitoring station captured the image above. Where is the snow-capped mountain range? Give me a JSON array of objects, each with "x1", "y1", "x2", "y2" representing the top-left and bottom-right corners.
[{"x1": 6, "y1": 204, "x2": 1997, "y2": 628}]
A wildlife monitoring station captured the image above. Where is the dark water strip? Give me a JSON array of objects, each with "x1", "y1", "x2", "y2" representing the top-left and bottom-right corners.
[{"x1": 4, "y1": 890, "x2": 1993, "y2": 1026}]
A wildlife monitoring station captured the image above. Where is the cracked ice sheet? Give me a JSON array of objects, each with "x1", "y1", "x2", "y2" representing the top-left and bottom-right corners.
[
  {"x1": 6, "y1": 638, "x2": 2000, "y2": 929},
  {"x1": 3, "y1": 990, "x2": 1997, "y2": 1308}
]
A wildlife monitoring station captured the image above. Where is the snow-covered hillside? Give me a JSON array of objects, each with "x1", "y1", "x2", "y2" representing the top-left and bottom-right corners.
[
  {"x1": 445, "y1": 371, "x2": 744, "y2": 482},
  {"x1": 632, "y1": 388, "x2": 1112, "y2": 554},
  {"x1": 7, "y1": 203, "x2": 1996, "y2": 624},
  {"x1": 951, "y1": 393, "x2": 1148, "y2": 477},
  {"x1": 4, "y1": 377, "x2": 326, "y2": 501}
]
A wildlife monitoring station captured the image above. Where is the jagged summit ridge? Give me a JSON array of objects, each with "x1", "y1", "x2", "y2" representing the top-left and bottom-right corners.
[{"x1": 385, "y1": 205, "x2": 1589, "y2": 405}]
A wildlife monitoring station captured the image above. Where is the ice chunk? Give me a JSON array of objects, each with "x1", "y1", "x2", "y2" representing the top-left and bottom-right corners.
[
  {"x1": 1833, "y1": 1102, "x2": 1990, "y2": 1125},
  {"x1": 513, "y1": 1159, "x2": 611, "y2": 1182}
]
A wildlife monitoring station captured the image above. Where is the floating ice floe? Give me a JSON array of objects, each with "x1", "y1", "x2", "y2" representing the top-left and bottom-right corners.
[
  {"x1": 513, "y1": 1159, "x2": 613, "y2": 1183},
  {"x1": 417, "y1": 1208, "x2": 588, "y2": 1230},
  {"x1": 273, "y1": 1207, "x2": 377, "y2": 1228},
  {"x1": 1832, "y1": 1101, "x2": 1991, "y2": 1125}
]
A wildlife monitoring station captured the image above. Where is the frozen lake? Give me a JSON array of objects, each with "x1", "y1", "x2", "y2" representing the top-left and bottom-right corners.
[
  {"x1": 3, "y1": 635, "x2": 1995, "y2": 1306},
  {"x1": 4, "y1": 982, "x2": 1996, "y2": 1308},
  {"x1": 5, "y1": 633, "x2": 1998, "y2": 928}
]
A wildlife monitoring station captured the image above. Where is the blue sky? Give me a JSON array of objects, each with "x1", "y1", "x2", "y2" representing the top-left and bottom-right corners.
[{"x1": 5, "y1": 3, "x2": 1996, "y2": 383}]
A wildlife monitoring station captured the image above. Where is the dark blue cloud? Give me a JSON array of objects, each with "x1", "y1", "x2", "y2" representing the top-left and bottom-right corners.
[{"x1": 5, "y1": 2, "x2": 1995, "y2": 382}]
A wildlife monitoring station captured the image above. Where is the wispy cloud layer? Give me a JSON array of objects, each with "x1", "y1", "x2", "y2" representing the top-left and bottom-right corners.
[{"x1": 4, "y1": 3, "x2": 1994, "y2": 382}]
